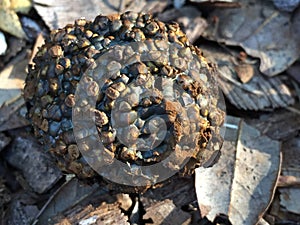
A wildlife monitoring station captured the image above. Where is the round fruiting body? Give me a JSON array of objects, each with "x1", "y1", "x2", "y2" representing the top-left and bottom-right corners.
[{"x1": 24, "y1": 12, "x2": 225, "y2": 191}]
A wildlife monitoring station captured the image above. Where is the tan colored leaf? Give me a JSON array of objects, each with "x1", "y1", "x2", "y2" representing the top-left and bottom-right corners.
[
  {"x1": 0, "y1": 51, "x2": 27, "y2": 106},
  {"x1": 195, "y1": 117, "x2": 281, "y2": 224},
  {"x1": 203, "y1": 1, "x2": 300, "y2": 76},
  {"x1": 0, "y1": 8, "x2": 26, "y2": 38},
  {"x1": 11, "y1": 0, "x2": 32, "y2": 14},
  {"x1": 234, "y1": 63, "x2": 254, "y2": 83}
]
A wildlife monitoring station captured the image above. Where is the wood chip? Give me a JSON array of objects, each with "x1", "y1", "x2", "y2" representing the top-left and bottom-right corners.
[{"x1": 143, "y1": 199, "x2": 191, "y2": 225}]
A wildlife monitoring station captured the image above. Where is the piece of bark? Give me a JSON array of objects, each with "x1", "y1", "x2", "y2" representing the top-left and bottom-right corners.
[
  {"x1": 143, "y1": 199, "x2": 191, "y2": 225},
  {"x1": 54, "y1": 202, "x2": 129, "y2": 225},
  {"x1": 4, "y1": 135, "x2": 62, "y2": 194},
  {"x1": 5, "y1": 199, "x2": 39, "y2": 225}
]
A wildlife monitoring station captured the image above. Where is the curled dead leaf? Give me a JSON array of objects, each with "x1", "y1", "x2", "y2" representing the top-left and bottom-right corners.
[{"x1": 234, "y1": 63, "x2": 254, "y2": 83}]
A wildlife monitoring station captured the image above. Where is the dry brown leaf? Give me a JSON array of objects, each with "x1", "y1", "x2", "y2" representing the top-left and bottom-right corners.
[
  {"x1": 0, "y1": 50, "x2": 30, "y2": 131},
  {"x1": 10, "y1": 0, "x2": 32, "y2": 14},
  {"x1": 246, "y1": 109, "x2": 300, "y2": 141},
  {"x1": 0, "y1": 0, "x2": 31, "y2": 38},
  {"x1": 200, "y1": 44, "x2": 295, "y2": 110},
  {"x1": 0, "y1": 51, "x2": 28, "y2": 106},
  {"x1": 33, "y1": 0, "x2": 167, "y2": 30},
  {"x1": 0, "y1": 8, "x2": 26, "y2": 39},
  {"x1": 234, "y1": 63, "x2": 254, "y2": 83},
  {"x1": 203, "y1": 0, "x2": 300, "y2": 76},
  {"x1": 195, "y1": 117, "x2": 281, "y2": 224}
]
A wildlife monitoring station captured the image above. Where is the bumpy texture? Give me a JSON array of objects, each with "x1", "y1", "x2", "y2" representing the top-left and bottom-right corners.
[{"x1": 24, "y1": 12, "x2": 225, "y2": 190}]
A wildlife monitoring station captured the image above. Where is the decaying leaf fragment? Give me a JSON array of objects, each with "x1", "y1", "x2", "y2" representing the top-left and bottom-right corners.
[
  {"x1": 203, "y1": 0, "x2": 300, "y2": 76},
  {"x1": 195, "y1": 117, "x2": 281, "y2": 224}
]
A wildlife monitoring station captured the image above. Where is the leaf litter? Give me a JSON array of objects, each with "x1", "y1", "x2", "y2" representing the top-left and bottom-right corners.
[
  {"x1": 200, "y1": 43, "x2": 295, "y2": 110},
  {"x1": 203, "y1": 0, "x2": 300, "y2": 76}
]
